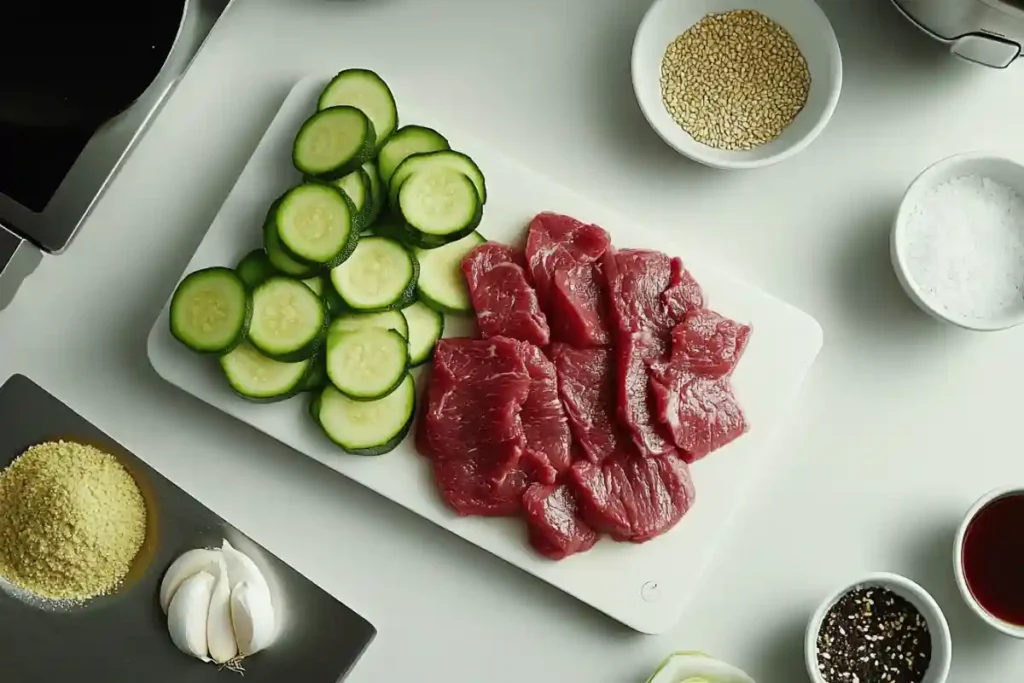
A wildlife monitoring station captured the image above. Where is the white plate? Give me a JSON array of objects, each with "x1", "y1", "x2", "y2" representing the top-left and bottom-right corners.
[{"x1": 147, "y1": 75, "x2": 823, "y2": 634}]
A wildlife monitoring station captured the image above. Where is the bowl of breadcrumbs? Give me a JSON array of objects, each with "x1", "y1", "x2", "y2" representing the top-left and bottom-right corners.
[{"x1": 632, "y1": 0, "x2": 842, "y2": 170}]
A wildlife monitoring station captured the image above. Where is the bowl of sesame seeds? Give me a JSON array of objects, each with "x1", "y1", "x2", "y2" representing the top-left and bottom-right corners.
[
  {"x1": 805, "y1": 572, "x2": 952, "y2": 683},
  {"x1": 632, "y1": 0, "x2": 842, "y2": 170}
]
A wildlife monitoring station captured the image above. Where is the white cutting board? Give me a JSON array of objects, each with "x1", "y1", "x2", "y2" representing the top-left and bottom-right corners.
[{"x1": 147, "y1": 75, "x2": 822, "y2": 634}]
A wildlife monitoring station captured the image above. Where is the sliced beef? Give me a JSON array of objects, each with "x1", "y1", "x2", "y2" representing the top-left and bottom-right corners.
[
  {"x1": 549, "y1": 263, "x2": 612, "y2": 347},
  {"x1": 517, "y1": 341, "x2": 572, "y2": 479},
  {"x1": 570, "y1": 451, "x2": 695, "y2": 543},
  {"x1": 550, "y1": 343, "x2": 626, "y2": 464},
  {"x1": 649, "y1": 364, "x2": 748, "y2": 463},
  {"x1": 667, "y1": 308, "x2": 751, "y2": 378},
  {"x1": 463, "y1": 243, "x2": 550, "y2": 347},
  {"x1": 617, "y1": 331, "x2": 676, "y2": 457},
  {"x1": 524, "y1": 212, "x2": 611, "y2": 308},
  {"x1": 418, "y1": 337, "x2": 534, "y2": 516},
  {"x1": 662, "y1": 257, "x2": 705, "y2": 320},
  {"x1": 522, "y1": 483, "x2": 598, "y2": 560}
]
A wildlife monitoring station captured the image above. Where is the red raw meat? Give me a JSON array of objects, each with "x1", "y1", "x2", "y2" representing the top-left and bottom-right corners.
[
  {"x1": 602, "y1": 249, "x2": 701, "y2": 335},
  {"x1": 516, "y1": 341, "x2": 572, "y2": 479},
  {"x1": 522, "y1": 483, "x2": 598, "y2": 560},
  {"x1": 649, "y1": 363, "x2": 748, "y2": 462},
  {"x1": 463, "y1": 243, "x2": 550, "y2": 347},
  {"x1": 418, "y1": 337, "x2": 534, "y2": 516},
  {"x1": 570, "y1": 451, "x2": 695, "y2": 543},
  {"x1": 550, "y1": 263, "x2": 612, "y2": 347},
  {"x1": 550, "y1": 343, "x2": 627, "y2": 464},
  {"x1": 662, "y1": 257, "x2": 705, "y2": 320},
  {"x1": 668, "y1": 308, "x2": 751, "y2": 378},
  {"x1": 525, "y1": 212, "x2": 611, "y2": 308},
  {"x1": 618, "y1": 331, "x2": 676, "y2": 457}
]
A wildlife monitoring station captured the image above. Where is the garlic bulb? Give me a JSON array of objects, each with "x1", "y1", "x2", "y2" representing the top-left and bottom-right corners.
[
  {"x1": 167, "y1": 571, "x2": 215, "y2": 660},
  {"x1": 230, "y1": 581, "x2": 278, "y2": 656},
  {"x1": 159, "y1": 548, "x2": 223, "y2": 613}
]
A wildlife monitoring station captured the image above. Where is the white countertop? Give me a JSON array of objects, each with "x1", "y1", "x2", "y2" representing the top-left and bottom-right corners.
[{"x1": 3, "y1": 0, "x2": 1024, "y2": 679}]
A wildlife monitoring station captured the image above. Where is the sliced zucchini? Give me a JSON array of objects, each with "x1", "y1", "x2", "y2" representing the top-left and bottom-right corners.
[
  {"x1": 248, "y1": 276, "x2": 327, "y2": 361},
  {"x1": 331, "y1": 168, "x2": 372, "y2": 228},
  {"x1": 322, "y1": 285, "x2": 350, "y2": 319},
  {"x1": 330, "y1": 236, "x2": 418, "y2": 311},
  {"x1": 326, "y1": 327, "x2": 408, "y2": 400},
  {"x1": 401, "y1": 301, "x2": 444, "y2": 366},
  {"x1": 302, "y1": 275, "x2": 326, "y2": 297},
  {"x1": 220, "y1": 342, "x2": 311, "y2": 402},
  {"x1": 299, "y1": 354, "x2": 329, "y2": 393},
  {"x1": 318, "y1": 69, "x2": 398, "y2": 150},
  {"x1": 264, "y1": 213, "x2": 320, "y2": 278},
  {"x1": 273, "y1": 184, "x2": 358, "y2": 267},
  {"x1": 398, "y1": 168, "x2": 481, "y2": 243},
  {"x1": 310, "y1": 374, "x2": 415, "y2": 455},
  {"x1": 388, "y1": 150, "x2": 486, "y2": 207},
  {"x1": 235, "y1": 249, "x2": 278, "y2": 290},
  {"x1": 363, "y1": 162, "x2": 384, "y2": 224},
  {"x1": 170, "y1": 267, "x2": 251, "y2": 354},
  {"x1": 329, "y1": 310, "x2": 409, "y2": 340},
  {"x1": 414, "y1": 231, "x2": 486, "y2": 315},
  {"x1": 293, "y1": 106, "x2": 375, "y2": 180},
  {"x1": 377, "y1": 125, "x2": 449, "y2": 186}
]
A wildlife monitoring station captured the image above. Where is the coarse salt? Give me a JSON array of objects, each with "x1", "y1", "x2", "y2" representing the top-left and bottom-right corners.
[{"x1": 903, "y1": 174, "x2": 1024, "y2": 321}]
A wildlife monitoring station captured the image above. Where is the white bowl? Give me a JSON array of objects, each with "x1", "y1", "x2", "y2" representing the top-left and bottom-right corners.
[
  {"x1": 953, "y1": 486, "x2": 1024, "y2": 638},
  {"x1": 891, "y1": 153, "x2": 1024, "y2": 331},
  {"x1": 631, "y1": 0, "x2": 842, "y2": 170},
  {"x1": 805, "y1": 572, "x2": 952, "y2": 683}
]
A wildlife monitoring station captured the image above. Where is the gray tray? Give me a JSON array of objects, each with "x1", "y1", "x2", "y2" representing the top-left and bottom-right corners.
[{"x1": 0, "y1": 374, "x2": 376, "y2": 683}]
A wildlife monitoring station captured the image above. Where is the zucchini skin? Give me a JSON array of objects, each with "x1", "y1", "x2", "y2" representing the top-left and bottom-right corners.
[
  {"x1": 299, "y1": 353, "x2": 329, "y2": 393},
  {"x1": 272, "y1": 185, "x2": 361, "y2": 269},
  {"x1": 308, "y1": 378, "x2": 416, "y2": 456},
  {"x1": 220, "y1": 347, "x2": 313, "y2": 403},
  {"x1": 394, "y1": 206, "x2": 482, "y2": 250},
  {"x1": 293, "y1": 106, "x2": 377, "y2": 181},
  {"x1": 170, "y1": 267, "x2": 252, "y2": 355},
  {"x1": 263, "y1": 209, "x2": 323, "y2": 279},
  {"x1": 329, "y1": 329, "x2": 409, "y2": 402},
  {"x1": 249, "y1": 277, "x2": 330, "y2": 363},
  {"x1": 334, "y1": 250, "x2": 420, "y2": 312},
  {"x1": 235, "y1": 249, "x2": 279, "y2": 290}
]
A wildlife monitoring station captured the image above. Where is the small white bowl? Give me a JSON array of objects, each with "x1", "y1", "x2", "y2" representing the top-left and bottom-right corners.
[
  {"x1": 953, "y1": 486, "x2": 1024, "y2": 638},
  {"x1": 631, "y1": 0, "x2": 842, "y2": 170},
  {"x1": 805, "y1": 572, "x2": 952, "y2": 683},
  {"x1": 891, "y1": 152, "x2": 1024, "y2": 331}
]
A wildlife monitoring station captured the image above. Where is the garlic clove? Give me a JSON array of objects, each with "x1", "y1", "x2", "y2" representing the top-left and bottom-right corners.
[
  {"x1": 167, "y1": 571, "x2": 215, "y2": 661},
  {"x1": 221, "y1": 539, "x2": 272, "y2": 601},
  {"x1": 159, "y1": 548, "x2": 223, "y2": 614},
  {"x1": 230, "y1": 581, "x2": 278, "y2": 656},
  {"x1": 206, "y1": 559, "x2": 238, "y2": 664}
]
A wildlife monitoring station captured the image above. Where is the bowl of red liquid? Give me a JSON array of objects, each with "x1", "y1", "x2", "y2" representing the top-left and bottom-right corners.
[{"x1": 954, "y1": 487, "x2": 1024, "y2": 637}]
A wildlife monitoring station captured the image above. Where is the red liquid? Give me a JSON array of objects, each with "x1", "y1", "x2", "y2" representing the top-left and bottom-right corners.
[{"x1": 962, "y1": 493, "x2": 1024, "y2": 625}]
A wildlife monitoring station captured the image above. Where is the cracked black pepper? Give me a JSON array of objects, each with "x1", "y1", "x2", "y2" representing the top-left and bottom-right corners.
[
  {"x1": 816, "y1": 586, "x2": 932, "y2": 683},
  {"x1": 660, "y1": 10, "x2": 810, "y2": 151}
]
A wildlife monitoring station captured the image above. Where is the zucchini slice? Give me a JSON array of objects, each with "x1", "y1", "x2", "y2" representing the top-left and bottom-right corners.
[
  {"x1": 363, "y1": 161, "x2": 384, "y2": 224},
  {"x1": 293, "y1": 106, "x2": 375, "y2": 180},
  {"x1": 330, "y1": 236, "x2": 418, "y2": 311},
  {"x1": 378, "y1": 125, "x2": 449, "y2": 186},
  {"x1": 311, "y1": 374, "x2": 416, "y2": 455},
  {"x1": 414, "y1": 231, "x2": 486, "y2": 314},
  {"x1": 263, "y1": 212, "x2": 320, "y2": 278},
  {"x1": 170, "y1": 267, "x2": 251, "y2": 354},
  {"x1": 388, "y1": 150, "x2": 486, "y2": 207},
  {"x1": 401, "y1": 301, "x2": 444, "y2": 366},
  {"x1": 318, "y1": 69, "x2": 397, "y2": 150},
  {"x1": 299, "y1": 353, "x2": 329, "y2": 393},
  {"x1": 248, "y1": 276, "x2": 327, "y2": 361},
  {"x1": 235, "y1": 249, "x2": 278, "y2": 290},
  {"x1": 302, "y1": 275, "x2": 326, "y2": 297},
  {"x1": 331, "y1": 168, "x2": 372, "y2": 228},
  {"x1": 398, "y1": 168, "x2": 481, "y2": 243},
  {"x1": 273, "y1": 184, "x2": 358, "y2": 267},
  {"x1": 326, "y1": 327, "x2": 409, "y2": 400},
  {"x1": 329, "y1": 310, "x2": 409, "y2": 340},
  {"x1": 220, "y1": 342, "x2": 311, "y2": 402}
]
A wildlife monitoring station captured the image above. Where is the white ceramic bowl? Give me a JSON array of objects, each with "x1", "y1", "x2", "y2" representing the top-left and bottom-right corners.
[
  {"x1": 805, "y1": 572, "x2": 952, "y2": 683},
  {"x1": 953, "y1": 486, "x2": 1024, "y2": 638},
  {"x1": 891, "y1": 153, "x2": 1024, "y2": 331},
  {"x1": 631, "y1": 0, "x2": 842, "y2": 170}
]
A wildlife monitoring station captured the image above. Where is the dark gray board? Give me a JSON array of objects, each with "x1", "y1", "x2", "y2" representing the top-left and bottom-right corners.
[{"x1": 0, "y1": 374, "x2": 375, "y2": 683}]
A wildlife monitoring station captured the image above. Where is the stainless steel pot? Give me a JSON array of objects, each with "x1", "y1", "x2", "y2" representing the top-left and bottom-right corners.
[{"x1": 892, "y1": 0, "x2": 1024, "y2": 67}]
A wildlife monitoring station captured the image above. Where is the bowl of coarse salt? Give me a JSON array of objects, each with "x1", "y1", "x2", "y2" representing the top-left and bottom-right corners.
[
  {"x1": 631, "y1": 0, "x2": 842, "y2": 170},
  {"x1": 892, "y1": 153, "x2": 1024, "y2": 331}
]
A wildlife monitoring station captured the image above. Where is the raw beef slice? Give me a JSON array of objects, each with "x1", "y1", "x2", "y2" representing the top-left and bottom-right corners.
[
  {"x1": 649, "y1": 364, "x2": 748, "y2": 463},
  {"x1": 551, "y1": 343, "x2": 626, "y2": 464},
  {"x1": 522, "y1": 483, "x2": 598, "y2": 560},
  {"x1": 463, "y1": 243, "x2": 550, "y2": 346},
  {"x1": 524, "y1": 212, "x2": 611, "y2": 307},
  {"x1": 602, "y1": 249, "x2": 702, "y2": 335},
  {"x1": 667, "y1": 308, "x2": 751, "y2": 378},
  {"x1": 570, "y1": 451, "x2": 695, "y2": 543},
  {"x1": 550, "y1": 263, "x2": 612, "y2": 347},
  {"x1": 418, "y1": 337, "x2": 534, "y2": 516},
  {"x1": 516, "y1": 341, "x2": 573, "y2": 479}
]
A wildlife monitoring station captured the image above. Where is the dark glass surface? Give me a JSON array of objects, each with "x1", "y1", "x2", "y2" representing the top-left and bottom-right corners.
[{"x1": 0, "y1": 4, "x2": 186, "y2": 211}]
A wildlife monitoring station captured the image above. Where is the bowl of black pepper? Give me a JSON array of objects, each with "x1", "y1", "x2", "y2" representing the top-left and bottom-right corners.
[{"x1": 805, "y1": 572, "x2": 951, "y2": 683}]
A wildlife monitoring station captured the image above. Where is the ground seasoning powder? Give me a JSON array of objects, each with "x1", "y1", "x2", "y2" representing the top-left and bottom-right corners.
[
  {"x1": 816, "y1": 586, "x2": 932, "y2": 683},
  {"x1": 0, "y1": 441, "x2": 147, "y2": 601}
]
